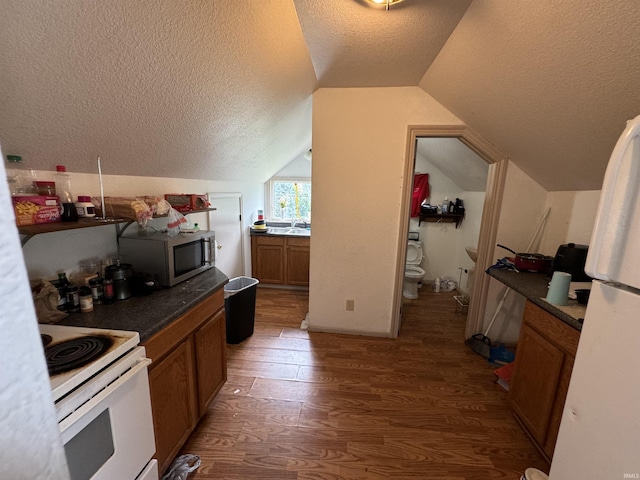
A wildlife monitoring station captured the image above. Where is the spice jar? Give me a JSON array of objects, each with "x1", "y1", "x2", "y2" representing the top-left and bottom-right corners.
[
  {"x1": 79, "y1": 286, "x2": 93, "y2": 313},
  {"x1": 89, "y1": 277, "x2": 104, "y2": 304},
  {"x1": 65, "y1": 285, "x2": 80, "y2": 313},
  {"x1": 103, "y1": 278, "x2": 115, "y2": 304},
  {"x1": 75, "y1": 196, "x2": 96, "y2": 218}
]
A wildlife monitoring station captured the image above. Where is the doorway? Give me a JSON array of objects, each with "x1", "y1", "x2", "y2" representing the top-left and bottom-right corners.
[
  {"x1": 392, "y1": 126, "x2": 508, "y2": 339},
  {"x1": 207, "y1": 193, "x2": 244, "y2": 279}
]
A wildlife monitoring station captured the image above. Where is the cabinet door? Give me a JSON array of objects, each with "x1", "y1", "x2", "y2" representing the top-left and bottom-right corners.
[
  {"x1": 510, "y1": 323, "x2": 564, "y2": 445},
  {"x1": 148, "y1": 339, "x2": 198, "y2": 474},
  {"x1": 286, "y1": 239, "x2": 310, "y2": 286},
  {"x1": 194, "y1": 309, "x2": 227, "y2": 415},
  {"x1": 252, "y1": 236, "x2": 285, "y2": 284}
]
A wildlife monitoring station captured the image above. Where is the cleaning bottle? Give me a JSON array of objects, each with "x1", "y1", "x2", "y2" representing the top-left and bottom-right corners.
[
  {"x1": 54, "y1": 165, "x2": 78, "y2": 222},
  {"x1": 441, "y1": 197, "x2": 448, "y2": 214}
]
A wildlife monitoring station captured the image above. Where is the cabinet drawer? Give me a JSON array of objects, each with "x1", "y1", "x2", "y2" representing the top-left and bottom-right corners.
[
  {"x1": 523, "y1": 301, "x2": 580, "y2": 355},
  {"x1": 254, "y1": 236, "x2": 285, "y2": 246},
  {"x1": 144, "y1": 289, "x2": 224, "y2": 363},
  {"x1": 286, "y1": 237, "x2": 310, "y2": 247}
]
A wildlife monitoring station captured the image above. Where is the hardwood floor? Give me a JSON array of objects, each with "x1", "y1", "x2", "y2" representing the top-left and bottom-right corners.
[{"x1": 180, "y1": 286, "x2": 548, "y2": 479}]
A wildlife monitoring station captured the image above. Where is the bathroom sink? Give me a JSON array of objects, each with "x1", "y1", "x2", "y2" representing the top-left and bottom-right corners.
[{"x1": 465, "y1": 246, "x2": 478, "y2": 263}]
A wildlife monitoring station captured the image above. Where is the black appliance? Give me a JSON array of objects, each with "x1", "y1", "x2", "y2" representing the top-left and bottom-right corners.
[{"x1": 551, "y1": 243, "x2": 592, "y2": 282}]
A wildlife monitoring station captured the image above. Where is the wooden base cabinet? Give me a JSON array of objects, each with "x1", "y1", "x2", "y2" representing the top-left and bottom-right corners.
[
  {"x1": 251, "y1": 235, "x2": 310, "y2": 286},
  {"x1": 510, "y1": 301, "x2": 579, "y2": 461},
  {"x1": 143, "y1": 289, "x2": 227, "y2": 475}
]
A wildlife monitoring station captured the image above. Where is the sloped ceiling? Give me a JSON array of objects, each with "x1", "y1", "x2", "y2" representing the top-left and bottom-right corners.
[
  {"x1": 416, "y1": 138, "x2": 488, "y2": 192},
  {"x1": 420, "y1": 0, "x2": 640, "y2": 191},
  {"x1": 294, "y1": 0, "x2": 472, "y2": 87},
  {"x1": 0, "y1": 0, "x2": 317, "y2": 183},
  {"x1": 1, "y1": 0, "x2": 639, "y2": 190}
]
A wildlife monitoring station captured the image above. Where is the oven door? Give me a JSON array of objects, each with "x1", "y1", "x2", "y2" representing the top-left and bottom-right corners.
[{"x1": 59, "y1": 356, "x2": 156, "y2": 480}]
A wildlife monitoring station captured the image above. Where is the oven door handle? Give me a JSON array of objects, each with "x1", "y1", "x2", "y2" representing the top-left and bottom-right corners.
[{"x1": 59, "y1": 358, "x2": 152, "y2": 440}]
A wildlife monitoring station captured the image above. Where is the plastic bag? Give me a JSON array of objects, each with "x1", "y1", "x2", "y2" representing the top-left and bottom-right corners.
[
  {"x1": 166, "y1": 207, "x2": 188, "y2": 237},
  {"x1": 31, "y1": 280, "x2": 67, "y2": 324},
  {"x1": 161, "y1": 454, "x2": 201, "y2": 480}
]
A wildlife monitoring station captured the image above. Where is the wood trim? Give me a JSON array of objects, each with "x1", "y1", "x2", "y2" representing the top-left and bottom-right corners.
[
  {"x1": 144, "y1": 289, "x2": 224, "y2": 363},
  {"x1": 392, "y1": 124, "x2": 509, "y2": 339},
  {"x1": 466, "y1": 158, "x2": 508, "y2": 339}
]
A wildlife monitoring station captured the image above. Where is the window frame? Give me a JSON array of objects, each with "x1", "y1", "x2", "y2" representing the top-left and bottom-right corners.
[{"x1": 266, "y1": 176, "x2": 311, "y2": 222}]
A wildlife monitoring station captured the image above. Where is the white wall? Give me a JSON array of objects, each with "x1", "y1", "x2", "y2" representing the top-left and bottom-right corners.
[
  {"x1": 483, "y1": 162, "x2": 601, "y2": 344},
  {"x1": 410, "y1": 152, "x2": 485, "y2": 290},
  {"x1": 272, "y1": 151, "x2": 312, "y2": 178},
  {"x1": 309, "y1": 87, "x2": 463, "y2": 336},
  {"x1": 539, "y1": 190, "x2": 601, "y2": 254},
  {"x1": 0, "y1": 154, "x2": 70, "y2": 479},
  {"x1": 21, "y1": 170, "x2": 263, "y2": 280}
]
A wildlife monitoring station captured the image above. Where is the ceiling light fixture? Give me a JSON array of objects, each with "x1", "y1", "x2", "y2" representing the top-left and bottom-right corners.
[{"x1": 365, "y1": 0, "x2": 404, "y2": 11}]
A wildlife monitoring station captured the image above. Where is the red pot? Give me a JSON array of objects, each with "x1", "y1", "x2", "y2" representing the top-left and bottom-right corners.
[
  {"x1": 513, "y1": 253, "x2": 553, "y2": 272},
  {"x1": 497, "y1": 244, "x2": 553, "y2": 272}
]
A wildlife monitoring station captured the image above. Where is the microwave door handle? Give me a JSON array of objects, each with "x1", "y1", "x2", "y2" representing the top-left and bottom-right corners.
[{"x1": 204, "y1": 238, "x2": 214, "y2": 266}]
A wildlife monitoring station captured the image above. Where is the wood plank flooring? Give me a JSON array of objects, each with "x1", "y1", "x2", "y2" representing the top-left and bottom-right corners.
[{"x1": 181, "y1": 287, "x2": 548, "y2": 479}]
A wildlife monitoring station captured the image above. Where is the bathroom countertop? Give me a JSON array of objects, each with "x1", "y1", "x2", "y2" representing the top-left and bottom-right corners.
[{"x1": 487, "y1": 269, "x2": 584, "y2": 331}]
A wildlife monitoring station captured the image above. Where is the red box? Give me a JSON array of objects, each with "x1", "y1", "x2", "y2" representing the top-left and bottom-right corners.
[
  {"x1": 12, "y1": 195, "x2": 61, "y2": 226},
  {"x1": 164, "y1": 194, "x2": 210, "y2": 213}
]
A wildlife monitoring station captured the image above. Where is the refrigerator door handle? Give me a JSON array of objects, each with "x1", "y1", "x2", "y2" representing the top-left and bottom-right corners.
[{"x1": 586, "y1": 114, "x2": 640, "y2": 282}]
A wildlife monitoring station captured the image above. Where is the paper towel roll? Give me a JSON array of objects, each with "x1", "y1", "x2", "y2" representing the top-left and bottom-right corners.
[{"x1": 546, "y1": 271, "x2": 572, "y2": 305}]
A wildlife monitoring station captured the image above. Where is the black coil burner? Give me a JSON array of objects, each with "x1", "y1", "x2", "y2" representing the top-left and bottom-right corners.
[{"x1": 45, "y1": 335, "x2": 113, "y2": 375}]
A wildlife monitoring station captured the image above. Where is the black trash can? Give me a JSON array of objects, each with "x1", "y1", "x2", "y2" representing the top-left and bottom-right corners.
[{"x1": 224, "y1": 276, "x2": 259, "y2": 344}]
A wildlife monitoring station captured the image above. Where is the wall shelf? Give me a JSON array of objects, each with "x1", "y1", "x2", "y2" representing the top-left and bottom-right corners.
[
  {"x1": 418, "y1": 212, "x2": 464, "y2": 228},
  {"x1": 18, "y1": 208, "x2": 216, "y2": 246}
]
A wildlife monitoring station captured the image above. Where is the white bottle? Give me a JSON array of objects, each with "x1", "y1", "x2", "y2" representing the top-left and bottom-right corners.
[
  {"x1": 441, "y1": 197, "x2": 449, "y2": 214},
  {"x1": 433, "y1": 277, "x2": 440, "y2": 293}
]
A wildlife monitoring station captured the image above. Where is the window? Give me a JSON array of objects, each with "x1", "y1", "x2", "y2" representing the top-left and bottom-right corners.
[{"x1": 268, "y1": 178, "x2": 311, "y2": 221}]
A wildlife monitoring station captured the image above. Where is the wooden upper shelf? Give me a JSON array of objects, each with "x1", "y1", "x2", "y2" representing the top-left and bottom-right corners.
[
  {"x1": 18, "y1": 208, "x2": 216, "y2": 245},
  {"x1": 418, "y1": 212, "x2": 464, "y2": 228}
]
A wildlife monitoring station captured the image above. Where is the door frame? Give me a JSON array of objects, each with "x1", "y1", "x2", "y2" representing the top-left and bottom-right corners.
[
  {"x1": 207, "y1": 192, "x2": 245, "y2": 277},
  {"x1": 391, "y1": 125, "x2": 508, "y2": 339}
]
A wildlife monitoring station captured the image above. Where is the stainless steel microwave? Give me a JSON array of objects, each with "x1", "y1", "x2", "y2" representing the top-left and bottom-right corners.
[{"x1": 118, "y1": 230, "x2": 215, "y2": 287}]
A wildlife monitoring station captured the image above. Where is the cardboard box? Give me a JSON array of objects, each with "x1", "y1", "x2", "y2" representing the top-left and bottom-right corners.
[
  {"x1": 12, "y1": 195, "x2": 61, "y2": 226},
  {"x1": 164, "y1": 194, "x2": 210, "y2": 212}
]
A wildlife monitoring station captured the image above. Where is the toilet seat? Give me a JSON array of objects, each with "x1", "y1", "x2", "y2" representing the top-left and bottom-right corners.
[
  {"x1": 405, "y1": 265, "x2": 425, "y2": 279},
  {"x1": 406, "y1": 241, "x2": 423, "y2": 265}
]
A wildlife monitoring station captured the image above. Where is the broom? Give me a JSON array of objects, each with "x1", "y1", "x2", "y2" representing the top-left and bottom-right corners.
[{"x1": 465, "y1": 208, "x2": 551, "y2": 358}]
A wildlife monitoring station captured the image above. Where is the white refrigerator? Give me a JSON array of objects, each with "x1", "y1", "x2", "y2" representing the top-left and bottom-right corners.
[{"x1": 550, "y1": 115, "x2": 640, "y2": 479}]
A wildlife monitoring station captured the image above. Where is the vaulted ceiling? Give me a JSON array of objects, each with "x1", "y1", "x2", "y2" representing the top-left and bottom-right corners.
[{"x1": 1, "y1": 0, "x2": 639, "y2": 190}]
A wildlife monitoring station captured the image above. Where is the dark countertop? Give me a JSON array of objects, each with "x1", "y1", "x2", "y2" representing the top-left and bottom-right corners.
[
  {"x1": 487, "y1": 269, "x2": 584, "y2": 331},
  {"x1": 56, "y1": 267, "x2": 229, "y2": 342}
]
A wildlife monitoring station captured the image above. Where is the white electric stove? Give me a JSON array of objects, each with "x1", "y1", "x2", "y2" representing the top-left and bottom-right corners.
[{"x1": 39, "y1": 323, "x2": 158, "y2": 480}]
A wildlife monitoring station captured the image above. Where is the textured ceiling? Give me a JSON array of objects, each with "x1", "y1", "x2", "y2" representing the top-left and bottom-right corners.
[
  {"x1": 416, "y1": 138, "x2": 488, "y2": 192},
  {"x1": 294, "y1": 0, "x2": 472, "y2": 87},
  {"x1": 1, "y1": 0, "x2": 639, "y2": 190},
  {"x1": 0, "y1": 0, "x2": 317, "y2": 182},
  {"x1": 420, "y1": 0, "x2": 640, "y2": 191}
]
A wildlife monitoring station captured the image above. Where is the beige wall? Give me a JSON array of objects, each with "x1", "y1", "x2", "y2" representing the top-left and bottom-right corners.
[
  {"x1": 308, "y1": 87, "x2": 462, "y2": 335},
  {"x1": 483, "y1": 163, "x2": 601, "y2": 344}
]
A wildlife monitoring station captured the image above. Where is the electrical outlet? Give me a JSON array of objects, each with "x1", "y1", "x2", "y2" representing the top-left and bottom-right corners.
[{"x1": 346, "y1": 299, "x2": 355, "y2": 311}]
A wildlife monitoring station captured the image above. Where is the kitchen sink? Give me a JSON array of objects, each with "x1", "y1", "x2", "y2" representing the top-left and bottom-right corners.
[{"x1": 267, "y1": 227, "x2": 310, "y2": 236}]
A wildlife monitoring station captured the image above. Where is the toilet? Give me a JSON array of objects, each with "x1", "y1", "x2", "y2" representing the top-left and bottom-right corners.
[{"x1": 403, "y1": 240, "x2": 425, "y2": 299}]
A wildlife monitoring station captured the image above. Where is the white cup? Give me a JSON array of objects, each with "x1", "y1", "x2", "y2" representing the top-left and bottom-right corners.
[{"x1": 546, "y1": 271, "x2": 572, "y2": 305}]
